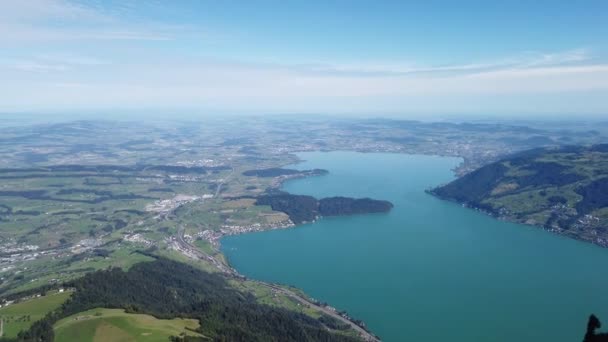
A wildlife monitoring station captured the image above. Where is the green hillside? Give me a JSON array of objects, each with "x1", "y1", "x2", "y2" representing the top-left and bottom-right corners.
[
  {"x1": 0, "y1": 291, "x2": 71, "y2": 339},
  {"x1": 432, "y1": 145, "x2": 608, "y2": 247},
  {"x1": 54, "y1": 308, "x2": 201, "y2": 342},
  {"x1": 3, "y1": 258, "x2": 359, "y2": 342}
]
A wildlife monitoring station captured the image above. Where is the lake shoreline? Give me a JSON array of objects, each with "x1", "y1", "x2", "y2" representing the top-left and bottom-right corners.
[{"x1": 427, "y1": 189, "x2": 608, "y2": 249}]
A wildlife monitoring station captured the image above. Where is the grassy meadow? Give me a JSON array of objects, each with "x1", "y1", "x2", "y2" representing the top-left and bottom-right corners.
[{"x1": 54, "y1": 308, "x2": 201, "y2": 342}]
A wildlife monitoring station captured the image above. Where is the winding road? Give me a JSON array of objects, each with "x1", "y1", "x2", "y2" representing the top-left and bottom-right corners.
[
  {"x1": 263, "y1": 283, "x2": 378, "y2": 341},
  {"x1": 214, "y1": 168, "x2": 233, "y2": 198},
  {"x1": 174, "y1": 228, "x2": 379, "y2": 341},
  {"x1": 175, "y1": 227, "x2": 235, "y2": 274}
]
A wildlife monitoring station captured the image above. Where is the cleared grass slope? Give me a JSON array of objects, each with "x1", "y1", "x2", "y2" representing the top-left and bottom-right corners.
[
  {"x1": 0, "y1": 291, "x2": 71, "y2": 339},
  {"x1": 54, "y1": 308, "x2": 201, "y2": 342}
]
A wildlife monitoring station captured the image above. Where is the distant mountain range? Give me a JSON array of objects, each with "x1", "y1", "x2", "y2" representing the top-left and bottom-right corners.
[{"x1": 431, "y1": 145, "x2": 608, "y2": 247}]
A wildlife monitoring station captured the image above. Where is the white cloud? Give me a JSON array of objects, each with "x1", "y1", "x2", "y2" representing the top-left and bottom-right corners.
[
  {"x1": 0, "y1": 0, "x2": 181, "y2": 42},
  {"x1": 36, "y1": 53, "x2": 109, "y2": 66},
  {"x1": 0, "y1": 0, "x2": 104, "y2": 22},
  {"x1": 1, "y1": 1, "x2": 605, "y2": 114},
  {"x1": 0, "y1": 52, "x2": 111, "y2": 74},
  {"x1": 1, "y1": 54, "x2": 607, "y2": 113},
  {"x1": 292, "y1": 48, "x2": 593, "y2": 77},
  {"x1": 12, "y1": 61, "x2": 69, "y2": 73}
]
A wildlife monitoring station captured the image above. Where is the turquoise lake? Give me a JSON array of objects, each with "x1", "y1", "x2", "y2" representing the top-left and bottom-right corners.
[{"x1": 221, "y1": 151, "x2": 608, "y2": 341}]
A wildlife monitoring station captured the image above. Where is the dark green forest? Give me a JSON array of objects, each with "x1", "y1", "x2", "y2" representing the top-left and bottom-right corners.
[
  {"x1": 0, "y1": 258, "x2": 357, "y2": 342},
  {"x1": 256, "y1": 193, "x2": 393, "y2": 224}
]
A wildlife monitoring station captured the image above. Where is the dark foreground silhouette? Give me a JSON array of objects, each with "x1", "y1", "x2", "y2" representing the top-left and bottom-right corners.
[{"x1": 584, "y1": 315, "x2": 608, "y2": 342}]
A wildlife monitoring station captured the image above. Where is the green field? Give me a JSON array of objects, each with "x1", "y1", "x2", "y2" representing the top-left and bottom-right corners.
[
  {"x1": 0, "y1": 291, "x2": 72, "y2": 338},
  {"x1": 54, "y1": 308, "x2": 201, "y2": 342}
]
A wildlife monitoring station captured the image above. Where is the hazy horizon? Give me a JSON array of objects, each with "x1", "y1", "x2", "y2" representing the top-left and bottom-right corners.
[{"x1": 1, "y1": 110, "x2": 608, "y2": 124}]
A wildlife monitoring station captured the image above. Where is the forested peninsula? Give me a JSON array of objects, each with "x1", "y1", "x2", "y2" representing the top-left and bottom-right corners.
[{"x1": 256, "y1": 193, "x2": 393, "y2": 224}]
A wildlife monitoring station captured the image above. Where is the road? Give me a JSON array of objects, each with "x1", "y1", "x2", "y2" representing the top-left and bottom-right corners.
[
  {"x1": 214, "y1": 168, "x2": 233, "y2": 198},
  {"x1": 174, "y1": 228, "x2": 379, "y2": 342},
  {"x1": 175, "y1": 227, "x2": 235, "y2": 274},
  {"x1": 263, "y1": 283, "x2": 378, "y2": 341}
]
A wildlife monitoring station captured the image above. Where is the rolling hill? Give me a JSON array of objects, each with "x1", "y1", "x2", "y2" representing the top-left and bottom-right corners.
[{"x1": 431, "y1": 145, "x2": 608, "y2": 247}]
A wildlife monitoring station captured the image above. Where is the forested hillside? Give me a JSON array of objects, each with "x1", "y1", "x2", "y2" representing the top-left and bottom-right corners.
[
  {"x1": 1, "y1": 258, "x2": 358, "y2": 342},
  {"x1": 431, "y1": 145, "x2": 608, "y2": 247}
]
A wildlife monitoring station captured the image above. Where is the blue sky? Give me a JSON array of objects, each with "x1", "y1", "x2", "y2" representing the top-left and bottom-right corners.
[{"x1": 1, "y1": 0, "x2": 607, "y2": 117}]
